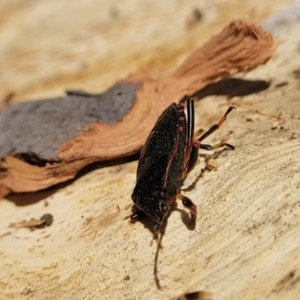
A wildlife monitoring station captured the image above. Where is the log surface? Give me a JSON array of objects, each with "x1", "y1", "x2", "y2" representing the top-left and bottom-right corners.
[
  {"x1": 1, "y1": 1, "x2": 300, "y2": 300},
  {"x1": 0, "y1": 20, "x2": 275, "y2": 196}
]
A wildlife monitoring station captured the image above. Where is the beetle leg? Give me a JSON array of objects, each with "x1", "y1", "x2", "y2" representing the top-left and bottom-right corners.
[
  {"x1": 182, "y1": 98, "x2": 198, "y2": 177},
  {"x1": 153, "y1": 221, "x2": 161, "y2": 234},
  {"x1": 200, "y1": 143, "x2": 212, "y2": 150},
  {"x1": 209, "y1": 141, "x2": 235, "y2": 150},
  {"x1": 184, "y1": 103, "x2": 235, "y2": 177},
  {"x1": 184, "y1": 98, "x2": 195, "y2": 168},
  {"x1": 202, "y1": 126, "x2": 235, "y2": 149},
  {"x1": 195, "y1": 105, "x2": 236, "y2": 146},
  {"x1": 183, "y1": 140, "x2": 233, "y2": 178},
  {"x1": 130, "y1": 205, "x2": 145, "y2": 223},
  {"x1": 183, "y1": 143, "x2": 199, "y2": 177},
  {"x1": 177, "y1": 193, "x2": 197, "y2": 219}
]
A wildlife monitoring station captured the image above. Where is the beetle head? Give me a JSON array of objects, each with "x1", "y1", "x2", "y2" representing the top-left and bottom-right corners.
[{"x1": 132, "y1": 189, "x2": 173, "y2": 232}]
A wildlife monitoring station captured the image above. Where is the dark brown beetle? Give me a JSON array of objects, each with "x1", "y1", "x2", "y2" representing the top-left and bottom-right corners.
[{"x1": 130, "y1": 97, "x2": 235, "y2": 233}]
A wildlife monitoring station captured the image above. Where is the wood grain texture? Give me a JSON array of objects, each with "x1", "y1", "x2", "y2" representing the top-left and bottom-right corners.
[
  {"x1": 0, "y1": 20, "x2": 275, "y2": 196},
  {"x1": 1, "y1": 1, "x2": 300, "y2": 300}
]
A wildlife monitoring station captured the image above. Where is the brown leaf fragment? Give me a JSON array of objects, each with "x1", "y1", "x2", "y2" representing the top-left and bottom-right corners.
[{"x1": 0, "y1": 20, "x2": 275, "y2": 197}]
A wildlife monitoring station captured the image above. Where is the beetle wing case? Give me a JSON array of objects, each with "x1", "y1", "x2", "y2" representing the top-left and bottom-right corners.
[{"x1": 132, "y1": 103, "x2": 187, "y2": 221}]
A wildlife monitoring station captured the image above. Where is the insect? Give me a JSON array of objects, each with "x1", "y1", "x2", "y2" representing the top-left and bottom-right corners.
[
  {"x1": 175, "y1": 290, "x2": 213, "y2": 300},
  {"x1": 130, "y1": 97, "x2": 235, "y2": 234}
]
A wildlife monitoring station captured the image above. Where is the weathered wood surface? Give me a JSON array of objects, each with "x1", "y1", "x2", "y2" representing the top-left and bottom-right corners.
[
  {"x1": 1, "y1": 1, "x2": 300, "y2": 300},
  {"x1": 0, "y1": 20, "x2": 275, "y2": 197}
]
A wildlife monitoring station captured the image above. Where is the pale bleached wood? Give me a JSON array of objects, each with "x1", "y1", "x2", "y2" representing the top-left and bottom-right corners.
[{"x1": 1, "y1": 1, "x2": 300, "y2": 300}]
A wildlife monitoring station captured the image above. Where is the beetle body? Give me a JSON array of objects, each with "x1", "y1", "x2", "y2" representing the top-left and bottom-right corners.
[
  {"x1": 131, "y1": 98, "x2": 235, "y2": 232},
  {"x1": 132, "y1": 103, "x2": 187, "y2": 227}
]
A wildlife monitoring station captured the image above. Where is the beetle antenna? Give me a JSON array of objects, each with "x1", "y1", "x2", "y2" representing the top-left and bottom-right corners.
[{"x1": 154, "y1": 232, "x2": 163, "y2": 289}]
